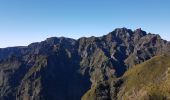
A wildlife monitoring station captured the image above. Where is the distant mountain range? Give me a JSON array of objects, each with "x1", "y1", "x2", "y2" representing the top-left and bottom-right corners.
[{"x1": 0, "y1": 28, "x2": 170, "y2": 100}]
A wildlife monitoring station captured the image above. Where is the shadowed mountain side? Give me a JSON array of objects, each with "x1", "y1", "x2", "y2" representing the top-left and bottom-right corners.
[{"x1": 0, "y1": 28, "x2": 170, "y2": 100}]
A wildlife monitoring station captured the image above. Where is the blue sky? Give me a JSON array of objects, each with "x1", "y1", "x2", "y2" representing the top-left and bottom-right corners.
[{"x1": 0, "y1": 0, "x2": 170, "y2": 48}]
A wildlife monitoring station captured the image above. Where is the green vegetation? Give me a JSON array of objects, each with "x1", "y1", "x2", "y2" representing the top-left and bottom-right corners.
[
  {"x1": 119, "y1": 55, "x2": 170, "y2": 99},
  {"x1": 81, "y1": 84, "x2": 97, "y2": 100},
  {"x1": 23, "y1": 55, "x2": 47, "y2": 80},
  {"x1": 1, "y1": 28, "x2": 170, "y2": 99}
]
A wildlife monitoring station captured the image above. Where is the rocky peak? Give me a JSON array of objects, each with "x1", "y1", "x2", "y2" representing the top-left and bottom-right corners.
[
  {"x1": 113, "y1": 28, "x2": 133, "y2": 37},
  {"x1": 0, "y1": 28, "x2": 170, "y2": 100},
  {"x1": 134, "y1": 28, "x2": 147, "y2": 36},
  {"x1": 105, "y1": 28, "x2": 133, "y2": 44}
]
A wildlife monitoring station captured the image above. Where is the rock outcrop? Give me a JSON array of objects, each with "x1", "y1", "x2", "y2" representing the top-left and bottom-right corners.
[{"x1": 0, "y1": 28, "x2": 169, "y2": 100}]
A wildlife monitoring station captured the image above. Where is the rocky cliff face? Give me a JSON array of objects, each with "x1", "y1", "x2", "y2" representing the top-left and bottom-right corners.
[{"x1": 0, "y1": 28, "x2": 169, "y2": 100}]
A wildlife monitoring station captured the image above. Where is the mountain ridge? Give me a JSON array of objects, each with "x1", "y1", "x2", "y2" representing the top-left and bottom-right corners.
[{"x1": 0, "y1": 27, "x2": 170, "y2": 100}]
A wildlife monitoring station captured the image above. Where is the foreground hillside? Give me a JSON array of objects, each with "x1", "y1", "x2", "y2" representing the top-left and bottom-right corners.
[
  {"x1": 0, "y1": 28, "x2": 170, "y2": 100},
  {"x1": 118, "y1": 55, "x2": 170, "y2": 99},
  {"x1": 82, "y1": 55, "x2": 170, "y2": 100}
]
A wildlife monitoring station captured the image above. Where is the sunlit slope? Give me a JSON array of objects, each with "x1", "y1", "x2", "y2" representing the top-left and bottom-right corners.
[{"x1": 118, "y1": 55, "x2": 170, "y2": 100}]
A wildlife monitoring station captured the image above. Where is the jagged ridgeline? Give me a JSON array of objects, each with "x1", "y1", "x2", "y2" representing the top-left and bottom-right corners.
[{"x1": 0, "y1": 28, "x2": 170, "y2": 100}]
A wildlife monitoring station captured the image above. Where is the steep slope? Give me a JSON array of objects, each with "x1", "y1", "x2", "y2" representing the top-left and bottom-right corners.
[
  {"x1": 0, "y1": 45, "x2": 91, "y2": 100},
  {"x1": 82, "y1": 56, "x2": 170, "y2": 100},
  {"x1": 0, "y1": 28, "x2": 170, "y2": 100},
  {"x1": 117, "y1": 55, "x2": 170, "y2": 100}
]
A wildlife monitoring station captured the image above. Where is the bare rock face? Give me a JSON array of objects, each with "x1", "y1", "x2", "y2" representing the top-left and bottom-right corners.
[{"x1": 0, "y1": 28, "x2": 170, "y2": 100}]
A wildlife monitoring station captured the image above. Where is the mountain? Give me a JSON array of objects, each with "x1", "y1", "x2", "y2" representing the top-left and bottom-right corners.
[
  {"x1": 0, "y1": 28, "x2": 170, "y2": 100},
  {"x1": 118, "y1": 55, "x2": 170, "y2": 99}
]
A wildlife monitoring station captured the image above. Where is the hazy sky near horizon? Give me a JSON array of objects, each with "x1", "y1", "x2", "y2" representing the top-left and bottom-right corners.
[{"x1": 0, "y1": 0, "x2": 170, "y2": 48}]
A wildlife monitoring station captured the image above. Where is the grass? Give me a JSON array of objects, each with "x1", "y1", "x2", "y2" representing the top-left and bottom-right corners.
[
  {"x1": 23, "y1": 55, "x2": 47, "y2": 80},
  {"x1": 120, "y1": 55, "x2": 170, "y2": 99},
  {"x1": 81, "y1": 84, "x2": 97, "y2": 100}
]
